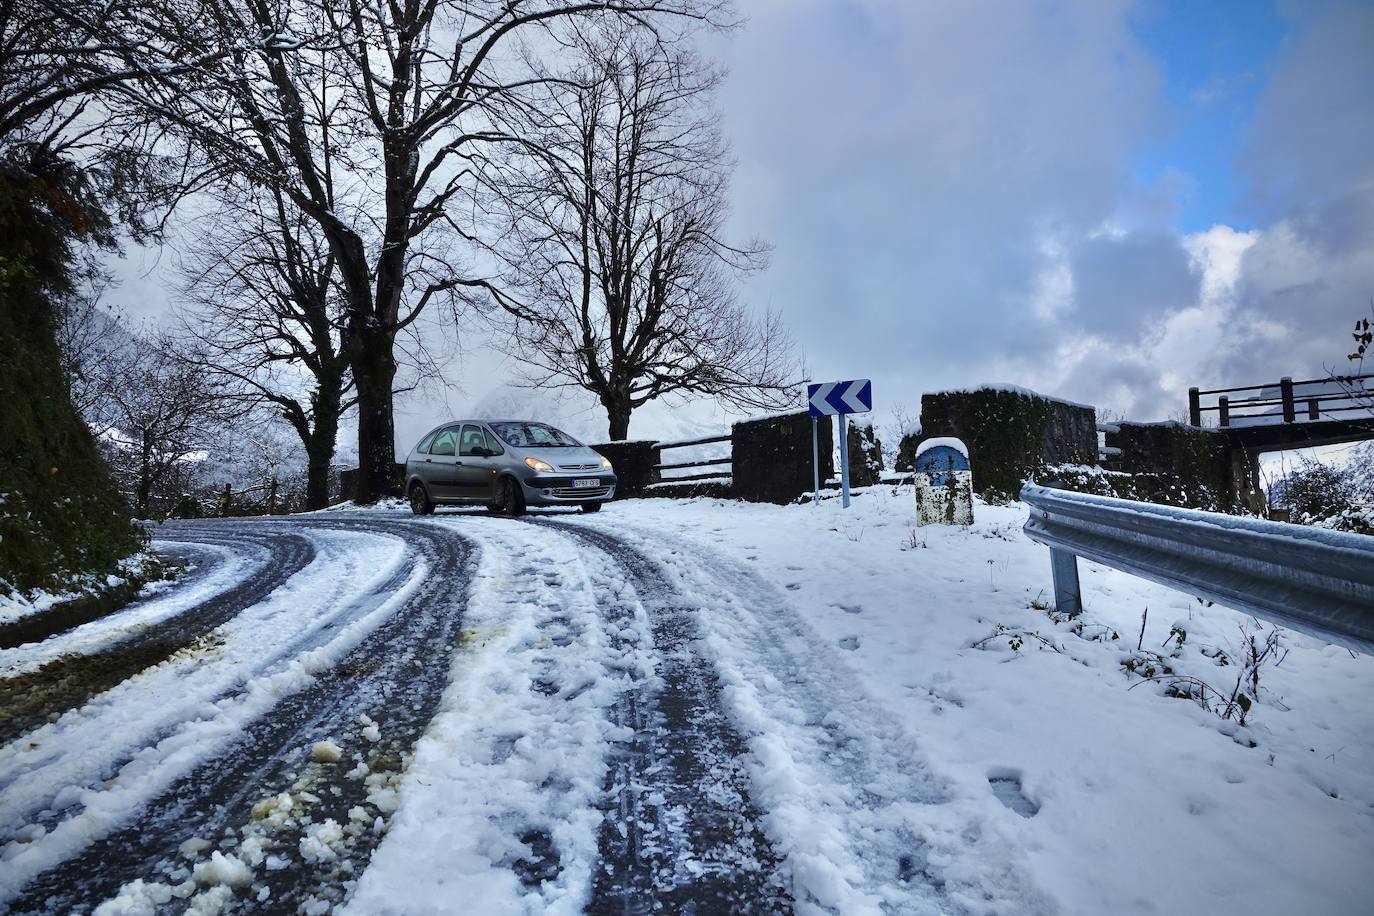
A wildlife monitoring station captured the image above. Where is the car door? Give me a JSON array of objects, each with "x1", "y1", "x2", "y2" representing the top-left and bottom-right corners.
[
  {"x1": 407, "y1": 429, "x2": 439, "y2": 484},
  {"x1": 423, "y1": 427, "x2": 461, "y2": 499},
  {"x1": 455, "y1": 424, "x2": 497, "y2": 500}
]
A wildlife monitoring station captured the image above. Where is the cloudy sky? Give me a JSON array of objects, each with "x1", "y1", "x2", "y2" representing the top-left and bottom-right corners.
[
  {"x1": 710, "y1": 0, "x2": 1373, "y2": 426},
  {"x1": 112, "y1": 0, "x2": 1374, "y2": 448}
]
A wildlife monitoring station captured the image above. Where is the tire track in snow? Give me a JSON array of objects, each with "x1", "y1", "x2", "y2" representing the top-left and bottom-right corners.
[
  {"x1": 341, "y1": 514, "x2": 645, "y2": 916},
  {"x1": 1, "y1": 518, "x2": 476, "y2": 916},
  {"x1": 0, "y1": 525, "x2": 315, "y2": 745},
  {"x1": 533, "y1": 519, "x2": 793, "y2": 915},
  {"x1": 563, "y1": 515, "x2": 1055, "y2": 916},
  {"x1": 0, "y1": 525, "x2": 413, "y2": 840}
]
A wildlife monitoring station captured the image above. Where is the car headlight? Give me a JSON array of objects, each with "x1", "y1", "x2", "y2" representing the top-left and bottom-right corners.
[
  {"x1": 525, "y1": 457, "x2": 555, "y2": 473},
  {"x1": 598, "y1": 455, "x2": 613, "y2": 470}
]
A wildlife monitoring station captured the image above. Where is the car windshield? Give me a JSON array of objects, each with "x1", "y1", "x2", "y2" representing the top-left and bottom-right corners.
[{"x1": 490, "y1": 422, "x2": 581, "y2": 448}]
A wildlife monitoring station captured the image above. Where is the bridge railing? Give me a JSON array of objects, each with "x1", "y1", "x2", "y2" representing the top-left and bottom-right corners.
[
  {"x1": 1188, "y1": 372, "x2": 1374, "y2": 427},
  {"x1": 1021, "y1": 484, "x2": 1374, "y2": 653}
]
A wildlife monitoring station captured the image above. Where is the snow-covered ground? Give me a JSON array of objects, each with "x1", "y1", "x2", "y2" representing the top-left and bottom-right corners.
[
  {"x1": 0, "y1": 550, "x2": 167, "y2": 626},
  {"x1": 350, "y1": 490, "x2": 1374, "y2": 915},
  {"x1": 560, "y1": 490, "x2": 1374, "y2": 914},
  {"x1": 3, "y1": 491, "x2": 1371, "y2": 915}
]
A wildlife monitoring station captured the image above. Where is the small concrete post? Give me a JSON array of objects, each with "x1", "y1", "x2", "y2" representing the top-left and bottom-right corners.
[
  {"x1": 914, "y1": 438, "x2": 973, "y2": 526},
  {"x1": 1050, "y1": 548, "x2": 1082, "y2": 617},
  {"x1": 1218, "y1": 396, "x2": 1230, "y2": 427},
  {"x1": 1188, "y1": 387, "x2": 1201, "y2": 426},
  {"x1": 1307, "y1": 398, "x2": 1320, "y2": 420}
]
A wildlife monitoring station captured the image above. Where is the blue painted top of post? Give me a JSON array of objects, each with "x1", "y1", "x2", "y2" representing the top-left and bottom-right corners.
[
  {"x1": 807, "y1": 379, "x2": 873, "y2": 416},
  {"x1": 915, "y1": 445, "x2": 970, "y2": 484}
]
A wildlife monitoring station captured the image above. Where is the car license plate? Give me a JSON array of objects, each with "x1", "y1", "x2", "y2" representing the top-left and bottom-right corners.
[{"x1": 572, "y1": 478, "x2": 600, "y2": 489}]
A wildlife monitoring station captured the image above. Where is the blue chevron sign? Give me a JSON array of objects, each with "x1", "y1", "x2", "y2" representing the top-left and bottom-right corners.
[{"x1": 807, "y1": 379, "x2": 872, "y2": 417}]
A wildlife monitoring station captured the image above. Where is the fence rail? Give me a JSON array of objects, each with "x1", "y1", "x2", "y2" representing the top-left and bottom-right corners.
[
  {"x1": 1188, "y1": 373, "x2": 1374, "y2": 427},
  {"x1": 654, "y1": 433, "x2": 732, "y2": 450},
  {"x1": 1021, "y1": 484, "x2": 1374, "y2": 653},
  {"x1": 653, "y1": 432, "x2": 732, "y2": 480}
]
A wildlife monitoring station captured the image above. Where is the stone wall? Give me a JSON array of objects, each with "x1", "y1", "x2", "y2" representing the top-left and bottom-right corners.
[
  {"x1": 732, "y1": 412, "x2": 833, "y2": 504},
  {"x1": 589, "y1": 440, "x2": 660, "y2": 498},
  {"x1": 900, "y1": 387, "x2": 1097, "y2": 500},
  {"x1": 845, "y1": 421, "x2": 884, "y2": 487},
  {"x1": 1100, "y1": 422, "x2": 1264, "y2": 514},
  {"x1": 645, "y1": 479, "x2": 733, "y2": 500}
]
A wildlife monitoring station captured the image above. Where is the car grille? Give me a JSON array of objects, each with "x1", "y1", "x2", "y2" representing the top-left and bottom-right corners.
[
  {"x1": 558, "y1": 463, "x2": 601, "y2": 471},
  {"x1": 550, "y1": 485, "x2": 611, "y2": 499}
]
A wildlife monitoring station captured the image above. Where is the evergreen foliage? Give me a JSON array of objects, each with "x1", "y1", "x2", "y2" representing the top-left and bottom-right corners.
[{"x1": 0, "y1": 150, "x2": 144, "y2": 595}]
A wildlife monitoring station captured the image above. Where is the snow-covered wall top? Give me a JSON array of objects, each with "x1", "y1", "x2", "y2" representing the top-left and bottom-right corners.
[{"x1": 940, "y1": 383, "x2": 1094, "y2": 411}]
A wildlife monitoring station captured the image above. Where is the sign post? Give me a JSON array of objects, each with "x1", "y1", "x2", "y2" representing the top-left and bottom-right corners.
[
  {"x1": 838, "y1": 413, "x2": 851, "y2": 507},
  {"x1": 810, "y1": 415, "x2": 820, "y2": 505},
  {"x1": 806, "y1": 379, "x2": 873, "y2": 509}
]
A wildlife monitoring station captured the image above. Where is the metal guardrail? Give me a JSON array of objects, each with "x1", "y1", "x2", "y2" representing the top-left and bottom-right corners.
[{"x1": 1021, "y1": 483, "x2": 1374, "y2": 653}]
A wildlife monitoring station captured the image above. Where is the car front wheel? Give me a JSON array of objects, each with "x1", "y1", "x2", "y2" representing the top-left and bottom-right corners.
[{"x1": 495, "y1": 477, "x2": 527, "y2": 517}]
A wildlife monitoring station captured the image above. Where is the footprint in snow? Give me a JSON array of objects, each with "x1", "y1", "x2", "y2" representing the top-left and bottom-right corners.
[
  {"x1": 785, "y1": 582, "x2": 801, "y2": 591},
  {"x1": 988, "y1": 770, "x2": 1039, "y2": 818},
  {"x1": 836, "y1": 603, "x2": 863, "y2": 615},
  {"x1": 838, "y1": 635, "x2": 860, "y2": 651}
]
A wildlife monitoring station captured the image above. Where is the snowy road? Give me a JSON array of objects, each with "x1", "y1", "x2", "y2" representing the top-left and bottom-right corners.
[
  {"x1": 11, "y1": 500, "x2": 1361, "y2": 914},
  {"x1": 0, "y1": 509, "x2": 1035, "y2": 915}
]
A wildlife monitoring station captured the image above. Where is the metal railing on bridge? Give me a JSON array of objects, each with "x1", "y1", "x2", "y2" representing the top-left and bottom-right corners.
[
  {"x1": 1188, "y1": 372, "x2": 1374, "y2": 427},
  {"x1": 1021, "y1": 483, "x2": 1374, "y2": 654}
]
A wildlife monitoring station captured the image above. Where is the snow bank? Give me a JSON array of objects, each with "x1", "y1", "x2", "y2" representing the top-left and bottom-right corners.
[
  {"x1": 0, "y1": 550, "x2": 165, "y2": 626},
  {"x1": 561, "y1": 490, "x2": 1374, "y2": 915},
  {"x1": 0, "y1": 542, "x2": 247, "y2": 674}
]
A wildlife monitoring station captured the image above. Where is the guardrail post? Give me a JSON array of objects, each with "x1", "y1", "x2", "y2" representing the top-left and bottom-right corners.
[
  {"x1": 1280, "y1": 377, "x2": 1295, "y2": 423},
  {"x1": 1049, "y1": 548, "x2": 1082, "y2": 618},
  {"x1": 1218, "y1": 396, "x2": 1230, "y2": 427},
  {"x1": 1188, "y1": 387, "x2": 1201, "y2": 426}
]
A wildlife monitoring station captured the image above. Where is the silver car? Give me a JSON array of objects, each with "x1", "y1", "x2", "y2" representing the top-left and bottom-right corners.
[{"x1": 404, "y1": 419, "x2": 616, "y2": 516}]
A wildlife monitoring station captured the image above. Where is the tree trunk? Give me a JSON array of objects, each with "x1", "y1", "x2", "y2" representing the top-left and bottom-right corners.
[
  {"x1": 136, "y1": 436, "x2": 153, "y2": 518},
  {"x1": 606, "y1": 399, "x2": 632, "y2": 441},
  {"x1": 351, "y1": 332, "x2": 399, "y2": 503},
  {"x1": 304, "y1": 447, "x2": 332, "y2": 511},
  {"x1": 303, "y1": 377, "x2": 343, "y2": 511},
  {"x1": 303, "y1": 418, "x2": 338, "y2": 511}
]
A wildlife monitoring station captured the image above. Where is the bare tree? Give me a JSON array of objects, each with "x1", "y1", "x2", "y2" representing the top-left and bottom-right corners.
[
  {"x1": 0, "y1": 0, "x2": 242, "y2": 148},
  {"x1": 179, "y1": 184, "x2": 355, "y2": 510},
  {"x1": 488, "y1": 26, "x2": 795, "y2": 439},
  {"x1": 100, "y1": 0, "x2": 725, "y2": 500},
  {"x1": 77, "y1": 326, "x2": 242, "y2": 517}
]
